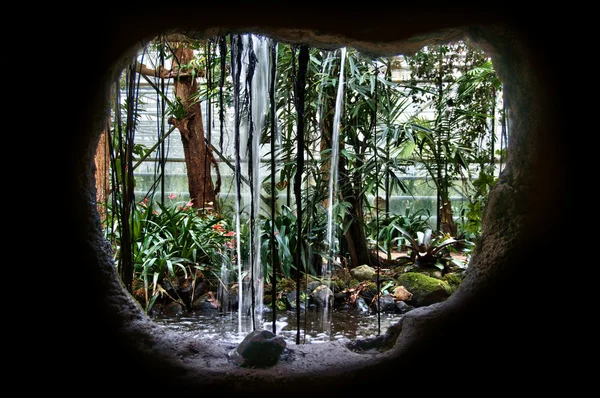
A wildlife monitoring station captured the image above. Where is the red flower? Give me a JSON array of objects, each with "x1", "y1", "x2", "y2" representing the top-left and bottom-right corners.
[{"x1": 213, "y1": 224, "x2": 226, "y2": 233}]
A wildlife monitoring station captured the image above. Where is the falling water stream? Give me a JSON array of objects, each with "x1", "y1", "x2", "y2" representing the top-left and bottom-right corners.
[
  {"x1": 322, "y1": 47, "x2": 347, "y2": 335},
  {"x1": 228, "y1": 34, "x2": 272, "y2": 337}
]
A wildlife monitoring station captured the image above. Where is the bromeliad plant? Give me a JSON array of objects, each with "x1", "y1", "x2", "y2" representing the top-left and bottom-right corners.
[
  {"x1": 367, "y1": 206, "x2": 432, "y2": 261},
  {"x1": 396, "y1": 226, "x2": 466, "y2": 274},
  {"x1": 103, "y1": 194, "x2": 237, "y2": 313}
]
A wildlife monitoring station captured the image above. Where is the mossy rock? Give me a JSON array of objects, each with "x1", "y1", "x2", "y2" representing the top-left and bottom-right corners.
[
  {"x1": 332, "y1": 267, "x2": 352, "y2": 284},
  {"x1": 396, "y1": 272, "x2": 452, "y2": 307},
  {"x1": 331, "y1": 278, "x2": 347, "y2": 293},
  {"x1": 277, "y1": 277, "x2": 297, "y2": 292},
  {"x1": 306, "y1": 280, "x2": 322, "y2": 292},
  {"x1": 443, "y1": 272, "x2": 464, "y2": 293},
  {"x1": 361, "y1": 281, "x2": 378, "y2": 300},
  {"x1": 350, "y1": 264, "x2": 377, "y2": 281}
]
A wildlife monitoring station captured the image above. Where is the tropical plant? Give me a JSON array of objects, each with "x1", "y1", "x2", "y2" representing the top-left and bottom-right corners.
[
  {"x1": 260, "y1": 202, "x2": 329, "y2": 281},
  {"x1": 457, "y1": 166, "x2": 497, "y2": 242},
  {"x1": 396, "y1": 227, "x2": 465, "y2": 274},
  {"x1": 260, "y1": 205, "x2": 298, "y2": 280},
  {"x1": 103, "y1": 195, "x2": 237, "y2": 312},
  {"x1": 366, "y1": 206, "x2": 432, "y2": 260},
  {"x1": 403, "y1": 41, "x2": 502, "y2": 236},
  {"x1": 332, "y1": 49, "x2": 416, "y2": 268}
]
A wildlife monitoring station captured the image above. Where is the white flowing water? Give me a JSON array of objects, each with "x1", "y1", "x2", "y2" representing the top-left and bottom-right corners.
[
  {"x1": 231, "y1": 34, "x2": 273, "y2": 336},
  {"x1": 323, "y1": 47, "x2": 347, "y2": 325},
  {"x1": 248, "y1": 34, "x2": 271, "y2": 329}
]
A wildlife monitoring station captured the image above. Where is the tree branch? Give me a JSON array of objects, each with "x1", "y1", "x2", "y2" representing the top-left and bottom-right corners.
[{"x1": 135, "y1": 62, "x2": 205, "y2": 79}]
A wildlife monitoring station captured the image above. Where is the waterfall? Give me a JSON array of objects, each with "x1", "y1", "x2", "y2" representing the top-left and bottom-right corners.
[
  {"x1": 223, "y1": 40, "x2": 347, "y2": 341},
  {"x1": 249, "y1": 34, "x2": 270, "y2": 330},
  {"x1": 231, "y1": 33, "x2": 245, "y2": 336},
  {"x1": 218, "y1": 256, "x2": 230, "y2": 313},
  {"x1": 232, "y1": 34, "x2": 272, "y2": 336},
  {"x1": 324, "y1": 47, "x2": 347, "y2": 322},
  {"x1": 323, "y1": 47, "x2": 346, "y2": 313}
]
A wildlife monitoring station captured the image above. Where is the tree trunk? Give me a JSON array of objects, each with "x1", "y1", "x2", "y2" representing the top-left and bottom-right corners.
[
  {"x1": 339, "y1": 148, "x2": 371, "y2": 269},
  {"x1": 94, "y1": 120, "x2": 110, "y2": 222},
  {"x1": 169, "y1": 44, "x2": 217, "y2": 212},
  {"x1": 440, "y1": 199, "x2": 456, "y2": 235}
]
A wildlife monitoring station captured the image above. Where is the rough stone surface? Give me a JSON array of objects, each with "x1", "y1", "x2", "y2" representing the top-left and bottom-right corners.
[
  {"x1": 229, "y1": 330, "x2": 287, "y2": 368},
  {"x1": 59, "y1": 5, "x2": 570, "y2": 396},
  {"x1": 350, "y1": 264, "x2": 377, "y2": 281},
  {"x1": 393, "y1": 285, "x2": 413, "y2": 301},
  {"x1": 310, "y1": 285, "x2": 334, "y2": 308}
]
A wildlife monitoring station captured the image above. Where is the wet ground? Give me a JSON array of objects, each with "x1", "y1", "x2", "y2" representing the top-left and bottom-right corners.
[{"x1": 152, "y1": 307, "x2": 404, "y2": 345}]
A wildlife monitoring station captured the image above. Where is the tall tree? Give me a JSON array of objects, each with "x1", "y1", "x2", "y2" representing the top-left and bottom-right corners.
[
  {"x1": 167, "y1": 40, "x2": 218, "y2": 211},
  {"x1": 404, "y1": 41, "x2": 499, "y2": 235}
]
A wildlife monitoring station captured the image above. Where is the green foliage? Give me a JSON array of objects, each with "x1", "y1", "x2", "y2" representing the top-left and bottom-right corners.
[
  {"x1": 103, "y1": 195, "x2": 237, "y2": 312},
  {"x1": 260, "y1": 205, "x2": 297, "y2": 280},
  {"x1": 379, "y1": 280, "x2": 396, "y2": 296},
  {"x1": 396, "y1": 227, "x2": 464, "y2": 274},
  {"x1": 458, "y1": 167, "x2": 497, "y2": 242},
  {"x1": 402, "y1": 41, "x2": 502, "y2": 234},
  {"x1": 260, "y1": 204, "x2": 325, "y2": 280},
  {"x1": 167, "y1": 96, "x2": 188, "y2": 119},
  {"x1": 272, "y1": 299, "x2": 287, "y2": 311},
  {"x1": 366, "y1": 206, "x2": 431, "y2": 260}
]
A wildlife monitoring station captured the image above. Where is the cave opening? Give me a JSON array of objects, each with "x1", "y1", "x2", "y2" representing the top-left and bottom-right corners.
[{"x1": 64, "y1": 8, "x2": 565, "y2": 395}]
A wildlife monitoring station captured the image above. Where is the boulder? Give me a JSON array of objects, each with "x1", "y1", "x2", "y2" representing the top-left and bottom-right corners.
[
  {"x1": 350, "y1": 264, "x2": 377, "y2": 281},
  {"x1": 396, "y1": 272, "x2": 452, "y2": 307},
  {"x1": 229, "y1": 330, "x2": 286, "y2": 368}
]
